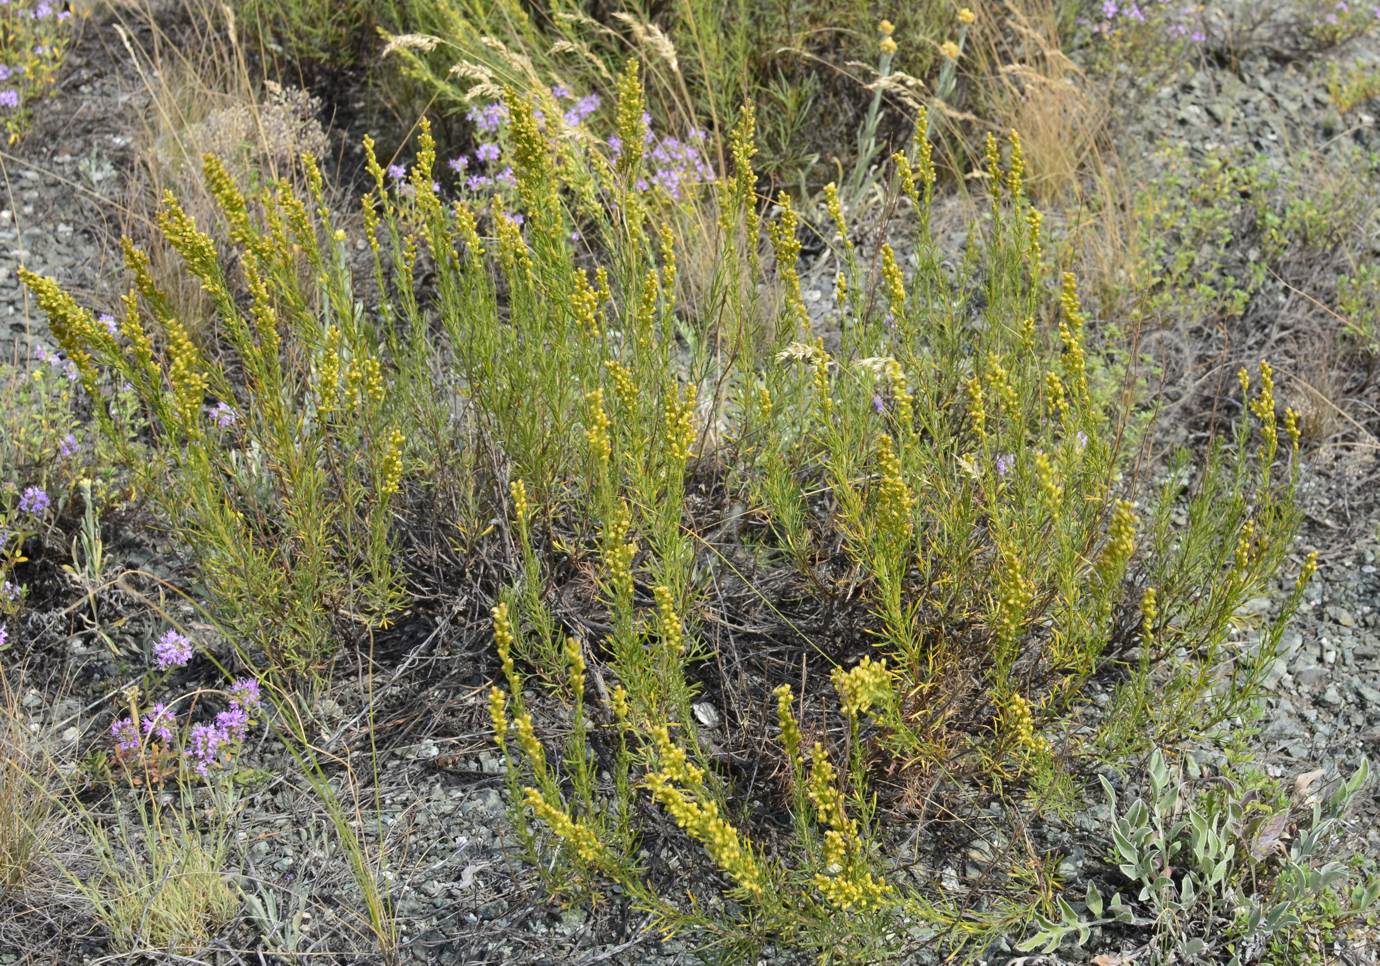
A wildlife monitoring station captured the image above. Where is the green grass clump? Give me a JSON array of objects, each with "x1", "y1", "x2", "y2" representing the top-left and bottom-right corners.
[{"x1": 24, "y1": 68, "x2": 1313, "y2": 960}]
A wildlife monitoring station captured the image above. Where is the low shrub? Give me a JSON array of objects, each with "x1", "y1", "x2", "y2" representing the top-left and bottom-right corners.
[{"x1": 24, "y1": 67, "x2": 1312, "y2": 958}]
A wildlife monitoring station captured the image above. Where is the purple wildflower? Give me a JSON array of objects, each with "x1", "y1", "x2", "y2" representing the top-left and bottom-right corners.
[
  {"x1": 215, "y1": 704, "x2": 249, "y2": 743},
  {"x1": 468, "y1": 102, "x2": 507, "y2": 133},
  {"x1": 0, "y1": 624, "x2": 7, "y2": 650},
  {"x1": 142, "y1": 703, "x2": 175, "y2": 744},
  {"x1": 229, "y1": 677, "x2": 262, "y2": 712},
  {"x1": 97, "y1": 313, "x2": 118, "y2": 336},
  {"x1": 494, "y1": 166, "x2": 517, "y2": 189},
  {"x1": 0, "y1": 90, "x2": 18, "y2": 110},
  {"x1": 59, "y1": 433, "x2": 78, "y2": 458},
  {"x1": 185, "y1": 722, "x2": 227, "y2": 775},
  {"x1": 551, "y1": 84, "x2": 571, "y2": 100},
  {"x1": 210, "y1": 402, "x2": 236, "y2": 427},
  {"x1": 111, "y1": 716, "x2": 141, "y2": 753},
  {"x1": 18, "y1": 487, "x2": 49, "y2": 515},
  {"x1": 872, "y1": 394, "x2": 886, "y2": 414},
  {"x1": 995, "y1": 454, "x2": 1014, "y2": 478},
  {"x1": 447, "y1": 155, "x2": 468, "y2": 174},
  {"x1": 153, "y1": 629, "x2": 193, "y2": 669},
  {"x1": 1075, "y1": 431, "x2": 1089, "y2": 450},
  {"x1": 387, "y1": 163, "x2": 406, "y2": 181},
  {"x1": 464, "y1": 173, "x2": 492, "y2": 192},
  {"x1": 475, "y1": 142, "x2": 501, "y2": 164}
]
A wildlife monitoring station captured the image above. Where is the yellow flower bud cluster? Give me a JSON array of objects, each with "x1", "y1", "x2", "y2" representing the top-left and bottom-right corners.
[
  {"x1": 602, "y1": 503, "x2": 638, "y2": 603},
  {"x1": 1140, "y1": 587, "x2": 1158, "y2": 644},
  {"x1": 523, "y1": 787, "x2": 605, "y2": 865},
  {"x1": 941, "y1": 39, "x2": 961, "y2": 60},
  {"x1": 615, "y1": 59, "x2": 647, "y2": 178},
  {"x1": 823, "y1": 182, "x2": 850, "y2": 250},
  {"x1": 883, "y1": 359, "x2": 914, "y2": 435},
  {"x1": 564, "y1": 637, "x2": 586, "y2": 692},
  {"x1": 1000, "y1": 690, "x2": 1050, "y2": 758},
  {"x1": 1284, "y1": 407, "x2": 1301, "y2": 450},
  {"x1": 811, "y1": 339, "x2": 833, "y2": 420},
  {"x1": 654, "y1": 585, "x2": 685, "y2": 655},
  {"x1": 494, "y1": 601, "x2": 517, "y2": 683},
  {"x1": 604, "y1": 360, "x2": 637, "y2": 411},
  {"x1": 645, "y1": 726, "x2": 766, "y2": 896},
  {"x1": 1233, "y1": 518, "x2": 1257, "y2": 575},
  {"x1": 875, "y1": 434, "x2": 915, "y2": 539},
  {"x1": 1006, "y1": 130, "x2": 1026, "y2": 199},
  {"x1": 1027, "y1": 207, "x2": 1044, "y2": 265},
  {"x1": 380, "y1": 427, "x2": 406, "y2": 498},
  {"x1": 994, "y1": 543, "x2": 1034, "y2": 643},
  {"x1": 585, "y1": 388, "x2": 613, "y2": 466},
  {"x1": 1033, "y1": 451, "x2": 1062, "y2": 508},
  {"x1": 806, "y1": 743, "x2": 890, "y2": 910},
  {"x1": 831, "y1": 656, "x2": 891, "y2": 719},
  {"x1": 663, "y1": 383, "x2": 697, "y2": 463},
  {"x1": 774, "y1": 684, "x2": 802, "y2": 768},
  {"x1": 1099, "y1": 500, "x2": 1137, "y2": 586},
  {"x1": 573, "y1": 269, "x2": 601, "y2": 338},
  {"x1": 966, "y1": 374, "x2": 988, "y2": 443},
  {"x1": 1045, "y1": 370, "x2": 1070, "y2": 423},
  {"x1": 1245, "y1": 359, "x2": 1278, "y2": 461},
  {"x1": 318, "y1": 325, "x2": 342, "y2": 415},
  {"x1": 514, "y1": 712, "x2": 545, "y2": 771},
  {"x1": 984, "y1": 353, "x2": 1019, "y2": 417},
  {"x1": 914, "y1": 105, "x2": 936, "y2": 194},
  {"x1": 769, "y1": 192, "x2": 810, "y2": 337},
  {"x1": 489, "y1": 686, "x2": 509, "y2": 750},
  {"x1": 1296, "y1": 550, "x2": 1319, "y2": 590},
  {"x1": 1058, "y1": 273, "x2": 1089, "y2": 402},
  {"x1": 510, "y1": 478, "x2": 529, "y2": 529},
  {"x1": 959, "y1": 7, "x2": 976, "y2": 25},
  {"x1": 880, "y1": 243, "x2": 906, "y2": 318}
]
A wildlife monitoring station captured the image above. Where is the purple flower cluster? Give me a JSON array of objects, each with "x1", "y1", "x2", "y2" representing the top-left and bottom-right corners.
[
  {"x1": 153, "y1": 628, "x2": 194, "y2": 669},
  {"x1": 0, "y1": 623, "x2": 8, "y2": 650},
  {"x1": 559, "y1": 91, "x2": 601, "y2": 129},
  {"x1": 185, "y1": 680, "x2": 261, "y2": 775},
  {"x1": 1081, "y1": 0, "x2": 1207, "y2": 44},
  {"x1": 58, "y1": 432, "x2": 78, "y2": 457},
  {"x1": 17, "y1": 486, "x2": 49, "y2": 515},
  {"x1": 209, "y1": 401, "x2": 237, "y2": 428},
  {"x1": 111, "y1": 676, "x2": 263, "y2": 778},
  {"x1": 641, "y1": 129, "x2": 714, "y2": 200},
  {"x1": 467, "y1": 101, "x2": 508, "y2": 133}
]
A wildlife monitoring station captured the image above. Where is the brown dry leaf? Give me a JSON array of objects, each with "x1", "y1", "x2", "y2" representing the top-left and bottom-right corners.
[
  {"x1": 1293, "y1": 768, "x2": 1325, "y2": 807},
  {"x1": 1250, "y1": 810, "x2": 1291, "y2": 861}
]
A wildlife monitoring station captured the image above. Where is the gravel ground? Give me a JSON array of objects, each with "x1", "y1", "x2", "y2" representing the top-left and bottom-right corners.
[{"x1": 2, "y1": 6, "x2": 1380, "y2": 965}]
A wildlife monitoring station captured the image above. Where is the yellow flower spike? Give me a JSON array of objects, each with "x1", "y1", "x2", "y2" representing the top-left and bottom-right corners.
[
  {"x1": 811, "y1": 340, "x2": 834, "y2": 420},
  {"x1": 611, "y1": 685, "x2": 631, "y2": 727},
  {"x1": 1099, "y1": 500, "x2": 1137, "y2": 585},
  {"x1": 1027, "y1": 207, "x2": 1045, "y2": 265},
  {"x1": 822, "y1": 182, "x2": 849, "y2": 243},
  {"x1": 1237, "y1": 367, "x2": 1251, "y2": 396},
  {"x1": 493, "y1": 602, "x2": 516, "y2": 679},
  {"x1": 488, "y1": 686, "x2": 509, "y2": 750},
  {"x1": 602, "y1": 502, "x2": 638, "y2": 604},
  {"x1": 875, "y1": 433, "x2": 915, "y2": 538},
  {"x1": 380, "y1": 428, "x2": 406, "y2": 498},
  {"x1": 885, "y1": 359, "x2": 914, "y2": 436},
  {"x1": 654, "y1": 585, "x2": 686, "y2": 655},
  {"x1": 1297, "y1": 550, "x2": 1319, "y2": 590},
  {"x1": 564, "y1": 637, "x2": 586, "y2": 691},
  {"x1": 585, "y1": 388, "x2": 613, "y2": 466},
  {"x1": 663, "y1": 383, "x2": 697, "y2": 463},
  {"x1": 1006, "y1": 129, "x2": 1026, "y2": 198},
  {"x1": 513, "y1": 713, "x2": 545, "y2": 771},
  {"x1": 835, "y1": 270, "x2": 848, "y2": 309},
  {"x1": 1140, "y1": 587, "x2": 1158, "y2": 643},
  {"x1": 893, "y1": 150, "x2": 920, "y2": 210},
  {"x1": 941, "y1": 39, "x2": 961, "y2": 60},
  {"x1": 604, "y1": 360, "x2": 637, "y2": 411},
  {"x1": 994, "y1": 542, "x2": 1034, "y2": 644},
  {"x1": 774, "y1": 685, "x2": 802, "y2": 768},
  {"x1": 913, "y1": 105, "x2": 936, "y2": 192},
  {"x1": 523, "y1": 787, "x2": 606, "y2": 865},
  {"x1": 510, "y1": 479, "x2": 529, "y2": 528},
  {"x1": 1234, "y1": 519, "x2": 1256, "y2": 574},
  {"x1": 880, "y1": 36, "x2": 898, "y2": 55},
  {"x1": 959, "y1": 7, "x2": 976, "y2": 24},
  {"x1": 1045, "y1": 370, "x2": 1070, "y2": 423},
  {"x1": 614, "y1": 59, "x2": 647, "y2": 179},
  {"x1": 1033, "y1": 451, "x2": 1062, "y2": 508},
  {"x1": 879, "y1": 19, "x2": 895, "y2": 36},
  {"x1": 880, "y1": 243, "x2": 906, "y2": 316},
  {"x1": 965, "y1": 374, "x2": 988, "y2": 442},
  {"x1": 1284, "y1": 407, "x2": 1301, "y2": 450},
  {"x1": 831, "y1": 656, "x2": 892, "y2": 718}
]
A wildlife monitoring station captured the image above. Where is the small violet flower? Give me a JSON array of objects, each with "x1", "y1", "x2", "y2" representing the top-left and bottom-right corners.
[
  {"x1": 153, "y1": 629, "x2": 193, "y2": 669},
  {"x1": 18, "y1": 487, "x2": 49, "y2": 515},
  {"x1": 995, "y1": 454, "x2": 1014, "y2": 478}
]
